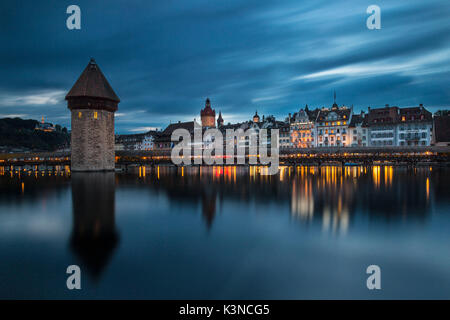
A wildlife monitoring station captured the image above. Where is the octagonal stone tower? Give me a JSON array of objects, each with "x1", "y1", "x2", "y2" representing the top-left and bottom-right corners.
[{"x1": 66, "y1": 59, "x2": 120, "y2": 171}]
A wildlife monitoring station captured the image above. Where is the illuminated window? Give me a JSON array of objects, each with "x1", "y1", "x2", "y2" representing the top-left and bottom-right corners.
[
  {"x1": 402, "y1": 116, "x2": 406, "y2": 121},
  {"x1": 337, "y1": 121, "x2": 341, "y2": 125},
  {"x1": 78, "y1": 112, "x2": 82, "y2": 118},
  {"x1": 94, "y1": 111, "x2": 98, "y2": 119}
]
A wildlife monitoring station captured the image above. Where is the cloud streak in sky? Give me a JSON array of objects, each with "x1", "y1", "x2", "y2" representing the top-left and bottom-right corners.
[{"x1": 0, "y1": 90, "x2": 65, "y2": 107}]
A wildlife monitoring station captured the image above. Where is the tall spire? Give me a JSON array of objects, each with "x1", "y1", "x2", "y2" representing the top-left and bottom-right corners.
[
  {"x1": 332, "y1": 90, "x2": 338, "y2": 109},
  {"x1": 217, "y1": 111, "x2": 224, "y2": 127}
]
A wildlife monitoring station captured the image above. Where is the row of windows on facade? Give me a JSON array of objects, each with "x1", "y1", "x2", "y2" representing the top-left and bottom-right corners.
[
  {"x1": 317, "y1": 142, "x2": 349, "y2": 146},
  {"x1": 294, "y1": 128, "x2": 367, "y2": 138},
  {"x1": 371, "y1": 140, "x2": 428, "y2": 146},
  {"x1": 317, "y1": 120, "x2": 348, "y2": 126},
  {"x1": 317, "y1": 128, "x2": 353, "y2": 135},
  {"x1": 398, "y1": 125, "x2": 432, "y2": 130},
  {"x1": 294, "y1": 134, "x2": 368, "y2": 141},
  {"x1": 371, "y1": 115, "x2": 427, "y2": 123},
  {"x1": 400, "y1": 141, "x2": 428, "y2": 146},
  {"x1": 319, "y1": 136, "x2": 348, "y2": 142},
  {"x1": 370, "y1": 132, "x2": 428, "y2": 139}
]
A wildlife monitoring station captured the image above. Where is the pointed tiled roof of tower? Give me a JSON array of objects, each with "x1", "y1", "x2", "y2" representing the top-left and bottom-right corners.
[{"x1": 66, "y1": 58, "x2": 120, "y2": 102}]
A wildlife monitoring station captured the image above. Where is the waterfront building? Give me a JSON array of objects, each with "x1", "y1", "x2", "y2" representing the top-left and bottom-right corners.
[
  {"x1": 218, "y1": 122, "x2": 249, "y2": 149},
  {"x1": 397, "y1": 104, "x2": 433, "y2": 146},
  {"x1": 367, "y1": 104, "x2": 433, "y2": 147},
  {"x1": 348, "y1": 111, "x2": 368, "y2": 147},
  {"x1": 279, "y1": 122, "x2": 291, "y2": 148},
  {"x1": 217, "y1": 114, "x2": 287, "y2": 149},
  {"x1": 66, "y1": 58, "x2": 120, "y2": 171},
  {"x1": 217, "y1": 111, "x2": 224, "y2": 127},
  {"x1": 316, "y1": 100, "x2": 352, "y2": 147},
  {"x1": 289, "y1": 106, "x2": 318, "y2": 148},
  {"x1": 115, "y1": 130, "x2": 158, "y2": 151},
  {"x1": 260, "y1": 115, "x2": 288, "y2": 148},
  {"x1": 367, "y1": 105, "x2": 399, "y2": 147},
  {"x1": 200, "y1": 98, "x2": 216, "y2": 128},
  {"x1": 432, "y1": 111, "x2": 450, "y2": 146},
  {"x1": 154, "y1": 121, "x2": 195, "y2": 150}
]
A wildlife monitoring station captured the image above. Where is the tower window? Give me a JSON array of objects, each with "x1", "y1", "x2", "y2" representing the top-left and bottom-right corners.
[
  {"x1": 78, "y1": 112, "x2": 82, "y2": 118},
  {"x1": 94, "y1": 112, "x2": 98, "y2": 119}
]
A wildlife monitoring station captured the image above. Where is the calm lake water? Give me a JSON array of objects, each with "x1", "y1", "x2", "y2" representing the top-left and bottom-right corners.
[{"x1": 0, "y1": 165, "x2": 449, "y2": 299}]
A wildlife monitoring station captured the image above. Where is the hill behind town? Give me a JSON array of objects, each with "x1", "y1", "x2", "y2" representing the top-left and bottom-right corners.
[{"x1": 0, "y1": 118, "x2": 70, "y2": 152}]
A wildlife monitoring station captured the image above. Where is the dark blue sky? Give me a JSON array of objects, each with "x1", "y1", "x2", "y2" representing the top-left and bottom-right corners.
[{"x1": 0, "y1": 0, "x2": 449, "y2": 133}]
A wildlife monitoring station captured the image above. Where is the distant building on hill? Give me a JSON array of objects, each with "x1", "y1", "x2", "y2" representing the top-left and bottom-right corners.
[{"x1": 35, "y1": 116, "x2": 55, "y2": 132}]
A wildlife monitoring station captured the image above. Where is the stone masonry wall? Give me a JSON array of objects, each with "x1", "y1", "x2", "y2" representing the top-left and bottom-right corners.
[{"x1": 71, "y1": 109, "x2": 115, "y2": 171}]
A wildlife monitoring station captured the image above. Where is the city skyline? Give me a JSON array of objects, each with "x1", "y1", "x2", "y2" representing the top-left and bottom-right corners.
[{"x1": 0, "y1": 0, "x2": 449, "y2": 134}]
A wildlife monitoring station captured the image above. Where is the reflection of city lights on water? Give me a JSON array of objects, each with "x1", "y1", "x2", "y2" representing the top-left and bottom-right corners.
[
  {"x1": 291, "y1": 179, "x2": 314, "y2": 220},
  {"x1": 373, "y1": 166, "x2": 380, "y2": 188}
]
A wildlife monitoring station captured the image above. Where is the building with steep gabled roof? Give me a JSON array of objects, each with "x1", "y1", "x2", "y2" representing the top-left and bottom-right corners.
[
  {"x1": 367, "y1": 105, "x2": 399, "y2": 147},
  {"x1": 154, "y1": 121, "x2": 196, "y2": 150},
  {"x1": 397, "y1": 104, "x2": 433, "y2": 146},
  {"x1": 290, "y1": 106, "x2": 318, "y2": 148},
  {"x1": 315, "y1": 98, "x2": 352, "y2": 147},
  {"x1": 348, "y1": 111, "x2": 368, "y2": 146}
]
